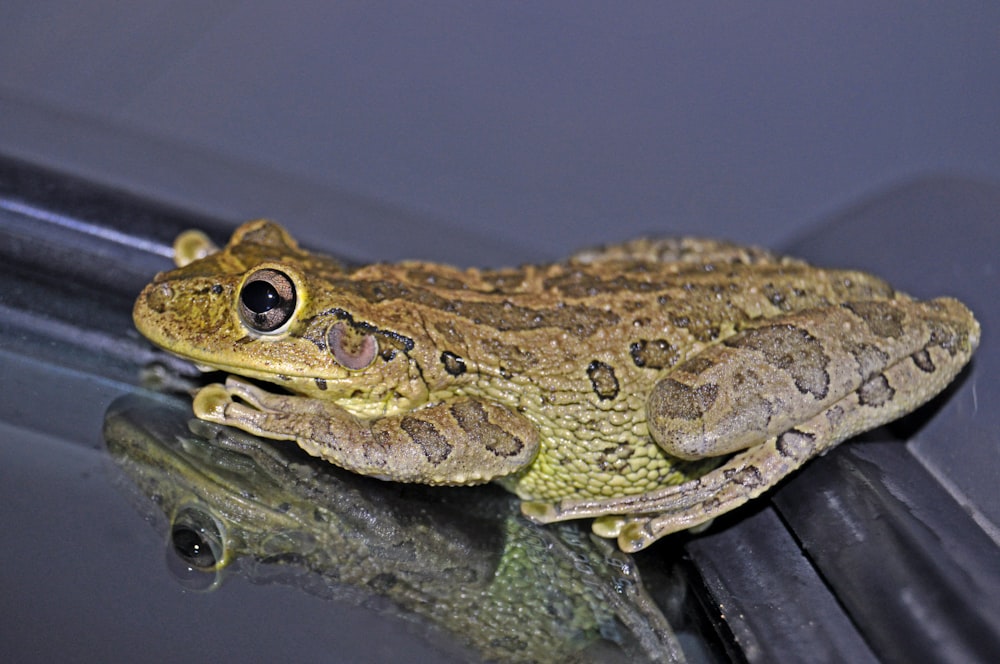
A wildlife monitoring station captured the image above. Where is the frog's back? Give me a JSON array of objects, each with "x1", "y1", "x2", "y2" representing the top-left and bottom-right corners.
[{"x1": 354, "y1": 242, "x2": 901, "y2": 502}]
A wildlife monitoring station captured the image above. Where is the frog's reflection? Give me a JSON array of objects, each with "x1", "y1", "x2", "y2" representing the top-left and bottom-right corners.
[{"x1": 103, "y1": 394, "x2": 686, "y2": 663}]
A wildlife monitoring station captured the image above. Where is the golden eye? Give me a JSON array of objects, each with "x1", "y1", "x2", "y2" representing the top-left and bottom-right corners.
[
  {"x1": 238, "y1": 269, "x2": 296, "y2": 333},
  {"x1": 327, "y1": 321, "x2": 378, "y2": 370}
]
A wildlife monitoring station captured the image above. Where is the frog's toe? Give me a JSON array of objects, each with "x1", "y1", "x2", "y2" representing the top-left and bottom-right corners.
[
  {"x1": 192, "y1": 383, "x2": 235, "y2": 422},
  {"x1": 591, "y1": 514, "x2": 628, "y2": 539},
  {"x1": 617, "y1": 520, "x2": 656, "y2": 553},
  {"x1": 192, "y1": 381, "x2": 282, "y2": 436},
  {"x1": 520, "y1": 499, "x2": 559, "y2": 522},
  {"x1": 222, "y1": 376, "x2": 269, "y2": 407}
]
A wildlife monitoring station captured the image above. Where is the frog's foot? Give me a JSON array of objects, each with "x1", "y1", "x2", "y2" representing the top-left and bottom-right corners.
[
  {"x1": 192, "y1": 377, "x2": 331, "y2": 437},
  {"x1": 522, "y1": 426, "x2": 827, "y2": 552}
]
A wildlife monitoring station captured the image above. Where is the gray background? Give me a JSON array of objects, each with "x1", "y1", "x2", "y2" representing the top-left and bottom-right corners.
[{"x1": 2, "y1": 2, "x2": 999, "y2": 262}]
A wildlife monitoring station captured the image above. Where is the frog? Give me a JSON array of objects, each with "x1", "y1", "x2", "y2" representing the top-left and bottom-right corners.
[{"x1": 133, "y1": 220, "x2": 980, "y2": 552}]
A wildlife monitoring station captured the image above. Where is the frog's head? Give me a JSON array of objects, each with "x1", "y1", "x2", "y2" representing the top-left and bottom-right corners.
[{"x1": 134, "y1": 221, "x2": 429, "y2": 411}]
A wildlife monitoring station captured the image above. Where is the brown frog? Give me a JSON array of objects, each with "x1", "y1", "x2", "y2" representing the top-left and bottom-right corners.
[{"x1": 133, "y1": 220, "x2": 979, "y2": 551}]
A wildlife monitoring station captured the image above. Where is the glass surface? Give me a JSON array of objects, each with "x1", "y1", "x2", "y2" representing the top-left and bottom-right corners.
[{"x1": 2, "y1": 166, "x2": 997, "y2": 662}]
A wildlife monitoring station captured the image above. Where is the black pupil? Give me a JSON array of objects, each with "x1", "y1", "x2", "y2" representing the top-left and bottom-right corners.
[
  {"x1": 242, "y1": 280, "x2": 280, "y2": 314},
  {"x1": 172, "y1": 525, "x2": 216, "y2": 568}
]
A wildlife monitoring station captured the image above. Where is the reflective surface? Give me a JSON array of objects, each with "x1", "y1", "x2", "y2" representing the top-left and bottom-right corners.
[
  {"x1": 2, "y1": 158, "x2": 998, "y2": 662},
  {"x1": 103, "y1": 393, "x2": 685, "y2": 662}
]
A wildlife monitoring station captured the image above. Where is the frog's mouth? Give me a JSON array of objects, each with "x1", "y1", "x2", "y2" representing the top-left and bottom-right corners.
[{"x1": 132, "y1": 281, "x2": 325, "y2": 383}]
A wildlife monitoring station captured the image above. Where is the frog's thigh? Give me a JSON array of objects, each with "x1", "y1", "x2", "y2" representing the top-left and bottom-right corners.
[
  {"x1": 612, "y1": 332, "x2": 965, "y2": 552},
  {"x1": 527, "y1": 346, "x2": 944, "y2": 552},
  {"x1": 646, "y1": 298, "x2": 972, "y2": 461},
  {"x1": 194, "y1": 377, "x2": 539, "y2": 485},
  {"x1": 525, "y1": 298, "x2": 976, "y2": 551}
]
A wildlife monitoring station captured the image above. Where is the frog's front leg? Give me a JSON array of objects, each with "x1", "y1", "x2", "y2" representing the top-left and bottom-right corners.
[
  {"x1": 194, "y1": 377, "x2": 540, "y2": 485},
  {"x1": 526, "y1": 297, "x2": 978, "y2": 551}
]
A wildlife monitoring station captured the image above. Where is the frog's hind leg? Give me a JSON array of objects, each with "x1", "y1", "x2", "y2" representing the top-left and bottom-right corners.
[
  {"x1": 603, "y1": 407, "x2": 849, "y2": 553},
  {"x1": 523, "y1": 396, "x2": 841, "y2": 552},
  {"x1": 525, "y1": 343, "x2": 949, "y2": 552},
  {"x1": 524, "y1": 296, "x2": 979, "y2": 552}
]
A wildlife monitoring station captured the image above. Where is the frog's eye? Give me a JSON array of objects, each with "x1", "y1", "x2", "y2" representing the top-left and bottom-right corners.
[
  {"x1": 239, "y1": 269, "x2": 297, "y2": 333},
  {"x1": 171, "y1": 506, "x2": 225, "y2": 572},
  {"x1": 328, "y1": 321, "x2": 378, "y2": 370}
]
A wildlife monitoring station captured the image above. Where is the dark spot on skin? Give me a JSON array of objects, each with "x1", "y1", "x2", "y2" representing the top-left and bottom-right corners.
[
  {"x1": 845, "y1": 341, "x2": 890, "y2": 382},
  {"x1": 211, "y1": 284, "x2": 224, "y2": 295},
  {"x1": 368, "y1": 430, "x2": 393, "y2": 468},
  {"x1": 648, "y1": 379, "x2": 719, "y2": 422},
  {"x1": 541, "y1": 271, "x2": 665, "y2": 298},
  {"x1": 763, "y1": 284, "x2": 793, "y2": 311},
  {"x1": 441, "y1": 351, "x2": 467, "y2": 376},
  {"x1": 478, "y1": 338, "x2": 535, "y2": 373},
  {"x1": 911, "y1": 349, "x2": 936, "y2": 373},
  {"x1": 586, "y1": 361, "x2": 620, "y2": 401},
  {"x1": 596, "y1": 443, "x2": 635, "y2": 472},
  {"x1": 676, "y1": 357, "x2": 715, "y2": 377},
  {"x1": 843, "y1": 301, "x2": 905, "y2": 339},
  {"x1": 701, "y1": 497, "x2": 721, "y2": 512},
  {"x1": 692, "y1": 323, "x2": 721, "y2": 342},
  {"x1": 825, "y1": 405, "x2": 845, "y2": 429},
  {"x1": 306, "y1": 335, "x2": 327, "y2": 352},
  {"x1": 831, "y1": 275, "x2": 895, "y2": 301},
  {"x1": 404, "y1": 268, "x2": 472, "y2": 291},
  {"x1": 486, "y1": 268, "x2": 532, "y2": 291},
  {"x1": 776, "y1": 429, "x2": 816, "y2": 459},
  {"x1": 927, "y1": 322, "x2": 963, "y2": 356},
  {"x1": 725, "y1": 324, "x2": 830, "y2": 400},
  {"x1": 346, "y1": 280, "x2": 413, "y2": 303},
  {"x1": 338, "y1": 282, "x2": 619, "y2": 337},
  {"x1": 858, "y1": 374, "x2": 895, "y2": 407},
  {"x1": 367, "y1": 573, "x2": 399, "y2": 593},
  {"x1": 630, "y1": 339, "x2": 681, "y2": 370},
  {"x1": 449, "y1": 400, "x2": 524, "y2": 458},
  {"x1": 724, "y1": 465, "x2": 764, "y2": 489},
  {"x1": 399, "y1": 417, "x2": 452, "y2": 464},
  {"x1": 314, "y1": 378, "x2": 327, "y2": 391}
]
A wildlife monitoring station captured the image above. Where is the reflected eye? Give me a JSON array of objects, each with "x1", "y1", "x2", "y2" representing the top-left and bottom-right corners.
[
  {"x1": 171, "y1": 507, "x2": 224, "y2": 571},
  {"x1": 239, "y1": 269, "x2": 296, "y2": 333}
]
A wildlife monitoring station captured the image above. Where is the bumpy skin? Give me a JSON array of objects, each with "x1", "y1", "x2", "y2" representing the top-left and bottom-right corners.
[{"x1": 133, "y1": 221, "x2": 980, "y2": 551}]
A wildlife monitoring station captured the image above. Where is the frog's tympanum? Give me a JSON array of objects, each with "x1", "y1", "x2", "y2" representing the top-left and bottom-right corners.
[{"x1": 133, "y1": 221, "x2": 980, "y2": 551}]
